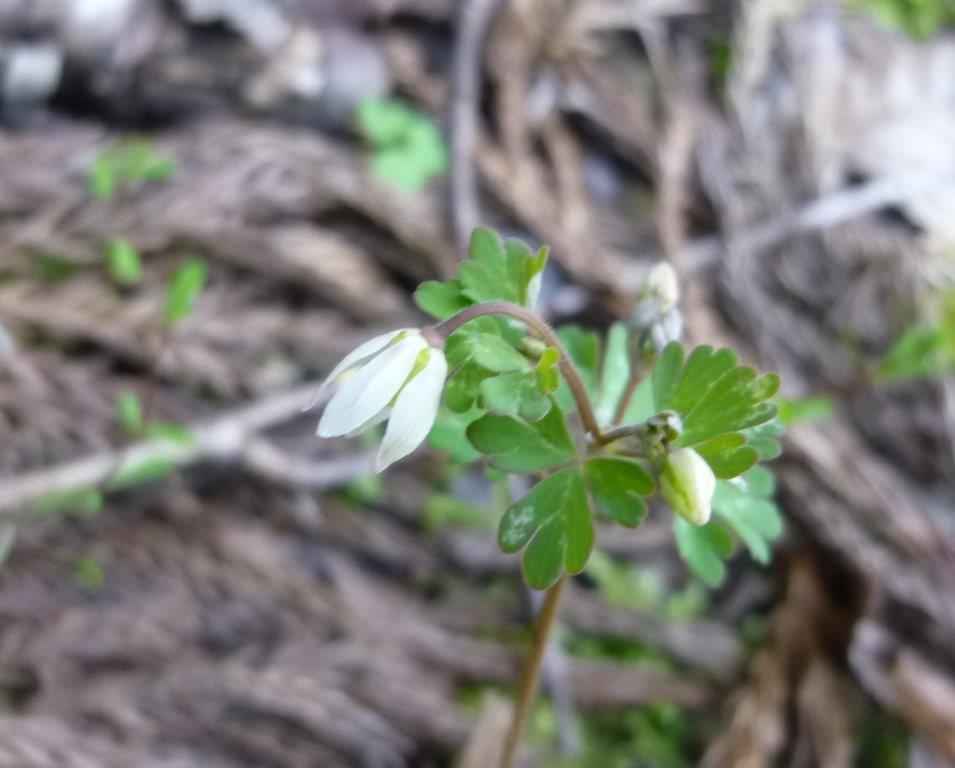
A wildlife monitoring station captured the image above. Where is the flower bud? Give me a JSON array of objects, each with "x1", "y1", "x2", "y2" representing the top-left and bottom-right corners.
[{"x1": 659, "y1": 448, "x2": 715, "y2": 526}]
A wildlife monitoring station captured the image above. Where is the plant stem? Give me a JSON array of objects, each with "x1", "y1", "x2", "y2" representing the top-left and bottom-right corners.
[
  {"x1": 499, "y1": 574, "x2": 567, "y2": 768},
  {"x1": 432, "y1": 302, "x2": 605, "y2": 443}
]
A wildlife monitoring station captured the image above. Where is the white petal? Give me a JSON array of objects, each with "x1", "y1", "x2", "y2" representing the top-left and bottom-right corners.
[
  {"x1": 304, "y1": 329, "x2": 404, "y2": 410},
  {"x1": 345, "y1": 405, "x2": 391, "y2": 437},
  {"x1": 376, "y1": 350, "x2": 448, "y2": 471},
  {"x1": 317, "y1": 335, "x2": 425, "y2": 437}
]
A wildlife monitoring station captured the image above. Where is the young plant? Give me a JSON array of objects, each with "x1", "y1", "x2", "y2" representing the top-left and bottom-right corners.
[{"x1": 314, "y1": 228, "x2": 782, "y2": 765}]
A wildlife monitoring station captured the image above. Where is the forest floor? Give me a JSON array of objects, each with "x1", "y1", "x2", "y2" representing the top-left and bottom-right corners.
[{"x1": 0, "y1": 1, "x2": 954, "y2": 766}]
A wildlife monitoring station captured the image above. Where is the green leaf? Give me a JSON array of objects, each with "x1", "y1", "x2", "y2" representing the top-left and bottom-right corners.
[
  {"x1": 89, "y1": 153, "x2": 117, "y2": 199},
  {"x1": 106, "y1": 239, "x2": 142, "y2": 284},
  {"x1": 165, "y1": 260, "x2": 208, "y2": 325},
  {"x1": 777, "y1": 396, "x2": 834, "y2": 425},
  {"x1": 73, "y1": 555, "x2": 105, "y2": 590},
  {"x1": 651, "y1": 343, "x2": 780, "y2": 447},
  {"x1": 357, "y1": 98, "x2": 447, "y2": 191},
  {"x1": 116, "y1": 392, "x2": 144, "y2": 435},
  {"x1": 145, "y1": 422, "x2": 196, "y2": 446},
  {"x1": 535, "y1": 347, "x2": 560, "y2": 395},
  {"x1": 469, "y1": 333, "x2": 528, "y2": 372},
  {"x1": 467, "y1": 402, "x2": 575, "y2": 473},
  {"x1": 673, "y1": 517, "x2": 733, "y2": 587},
  {"x1": 428, "y1": 405, "x2": 482, "y2": 463},
  {"x1": 742, "y1": 419, "x2": 785, "y2": 460},
  {"x1": 595, "y1": 323, "x2": 630, "y2": 423},
  {"x1": 33, "y1": 488, "x2": 104, "y2": 516},
  {"x1": 875, "y1": 326, "x2": 951, "y2": 381},
  {"x1": 694, "y1": 433, "x2": 759, "y2": 479},
  {"x1": 424, "y1": 493, "x2": 493, "y2": 531},
  {"x1": 499, "y1": 467, "x2": 594, "y2": 589},
  {"x1": 35, "y1": 255, "x2": 77, "y2": 282},
  {"x1": 107, "y1": 457, "x2": 175, "y2": 489},
  {"x1": 712, "y1": 467, "x2": 783, "y2": 565},
  {"x1": 89, "y1": 139, "x2": 175, "y2": 199},
  {"x1": 460, "y1": 228, "x2": 523, "y2": 305},
  {"x1": 585, "y1": 457, "x2": 653, "y2": 527},
  {"x1": 480, "y1": 372, "x2": 526, "y2": 415},
  {"x1": 414, "y1": 280, "x2": 471, "y2": 320},
  {"x1": 651, "y1": 342, "x2": 685, "y2": 411}
]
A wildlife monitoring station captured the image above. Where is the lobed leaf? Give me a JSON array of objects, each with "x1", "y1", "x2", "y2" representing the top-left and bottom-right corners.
[
  {"x1": 499, "y1": 467, "x2": 594, "y2": 589},
  {"x1": 466, "y1": 402, "x2": 575, "y2": 473},
  {"x1": 584, "y1": 457, "x2": 653, "y2": 527}
]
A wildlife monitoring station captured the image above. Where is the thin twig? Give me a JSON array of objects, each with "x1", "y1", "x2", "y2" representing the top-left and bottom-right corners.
[{"x1": 0, "y1": 381, "x2": 362, "y2": 515}]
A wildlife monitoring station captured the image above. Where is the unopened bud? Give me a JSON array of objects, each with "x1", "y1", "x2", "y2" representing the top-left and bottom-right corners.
[{"x1": 659, "y1": 448, "x2": 715, "y2": 526}]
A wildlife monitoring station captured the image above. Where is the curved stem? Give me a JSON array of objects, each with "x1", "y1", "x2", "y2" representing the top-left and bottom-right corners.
[
  {"x1": 498, "y1": 574, "x2": 567, "y2": 768},
  {"x1": 433, "y1": 302, "x2": 605, "y2": 443}
]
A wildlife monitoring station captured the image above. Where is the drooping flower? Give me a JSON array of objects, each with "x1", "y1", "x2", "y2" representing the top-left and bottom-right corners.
[
  {"x1": 316, "y1": 329, "x2": 448, "y2": 471},
  {"x1": 659, "y1": 447, "x2": 715, "y2": 526}
]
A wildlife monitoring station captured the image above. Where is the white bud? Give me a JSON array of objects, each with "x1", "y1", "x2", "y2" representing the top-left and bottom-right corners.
[
  {"x1": 631, "y1": 262, "x2": 680, "y2": 331},
  {"x1": 659, "y1": 448, "x2": 715, "y2": 526},
  {"x1": 645, "y1": 262, "x2": 679, "y2": 312}
]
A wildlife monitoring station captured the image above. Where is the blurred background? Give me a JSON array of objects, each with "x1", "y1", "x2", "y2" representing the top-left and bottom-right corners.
[{"x1": 1, "y1": 0, "x2": 954, "y2": 766}]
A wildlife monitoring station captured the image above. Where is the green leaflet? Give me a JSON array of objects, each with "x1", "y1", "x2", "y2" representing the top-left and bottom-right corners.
[
  {"x1": 776, "y1": 396, "x2": 834, "y2": 425},
  {"x1": 106, "y1": 239, "x2": 142, "y2": 285},
  {"x1": 712, "y1": 467, "x2": 783, "y2": 565},
  {"x1": 427, "y1": 405, "x2": 482, "y2": 463},
  {"x1": 498, "y1": 467, "x2": 594, "y2": 589},
  {"x1": 165, "y1": 260, "x2": 208, "y2": 325},
  {"x1": 673, "y1": 517, "x2": 734, "y2": 587},
  {"x1": 414, "y1": 228, "x2": 547, "y2": 319},
  {"x1": 466, "y1": 402, "x2": 575, "y2": 473},
  {"x1": 694, "y1": 433, "x2": 759, "y2": 479},
  {"x1": 584, "y1": 457, "x2": 653, "y2": 527},
  {"x1": 357, "y1": 98, "x2": 447, "y2": 192},
  {"x1": 651, "y1": 342, "x2": 779, "y2": 447}
]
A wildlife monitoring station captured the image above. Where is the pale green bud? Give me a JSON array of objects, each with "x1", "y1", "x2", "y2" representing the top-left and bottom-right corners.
[{"x1": 659, "y1": 448, "x2": 715, "y2": 526}]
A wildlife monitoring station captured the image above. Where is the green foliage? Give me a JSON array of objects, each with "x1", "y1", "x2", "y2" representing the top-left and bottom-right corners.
[
  {"x1": 713, "y1": 467, "x2": 783, "y2": 565},
  {"x1": 854, "y1": 710, "x2": 909, "y2": 768},
  {"x1": 165, "y1": 260, "x2": 208, "y2": 325},
  {"x1": 144, "y1": 422, "x2": 196, "y2": 445},
  {"x1": 857, "y1": 0, "x2": 955, "y2": 38},
  {"x1": 498, "y1": 467, "x2": 593, "y2": 588},
  {"x1": 876, "y1": 325, "x2": 955, "y2": 380},
  {"x1": 356, "y1": 98, "x2": 448, "y2": 191},
  {"x1": 107, "y1": 457, "x2": 175, "y2": 489},
  {"x1": 467, "y1": 403, "x2": 575, "y2": 474},
  {"x1": 34, "y1": 254, "x2": 77, "y2": 282},
  {"x1": 423, "y1": 493, "x2": 493, "y2": 531},
  {"x1": 89, "y1": 138, "x2": 176, "y2": 199},
  {"x1": 116, "y1": 391, "x2": 144, "y2": 435},
  {"x1": 33, "y1": 488, "x2": 104, "y2": 516},
  {"x1": 653, "y1": 342, "x2": 779, "y2": 448},
  {"x1": 777, "y1": 395, "x2": 834, "y2": 425},
  {"x1": 415, "y1": 227, "x2": 548, "y2": 319},
  {"x1": 673, "y1": 517, "x2": 734, "y2": 587},
  {"x1": 73, "y1": 555, "x2": 105, "y2": 590},
  {"x1": 106, "y1": 239, "x2": 142, "y2": 285},
  {"x1": 585, "y1": 457, "x2": 653, "y2": 527}
]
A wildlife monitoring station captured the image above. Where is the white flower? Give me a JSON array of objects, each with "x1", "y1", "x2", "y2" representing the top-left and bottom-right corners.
[
  {"x1": 659, "y1": 448, "x2": 715, "y2": 526},
  {"x1": 316, "y1": 329, "x2": 448, "y2": 471}
]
